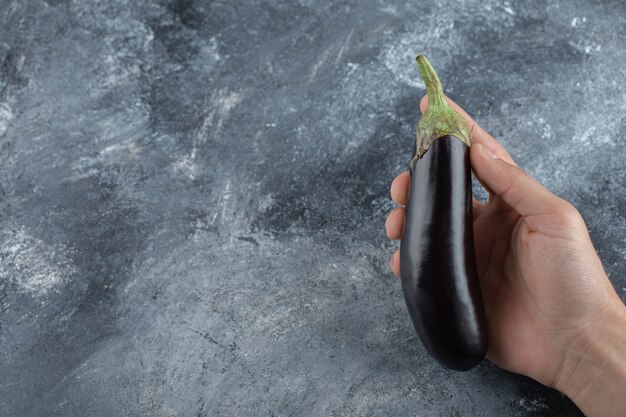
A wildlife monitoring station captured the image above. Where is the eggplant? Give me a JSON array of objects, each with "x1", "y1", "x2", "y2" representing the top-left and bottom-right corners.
[{"x1": 400, "y1": 55, "x2": 487, "y2": 371}]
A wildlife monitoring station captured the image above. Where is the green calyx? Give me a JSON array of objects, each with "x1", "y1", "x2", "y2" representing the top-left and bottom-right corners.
[{"x1": 411, "y1": 55, "x2": 470, "y2": 169}]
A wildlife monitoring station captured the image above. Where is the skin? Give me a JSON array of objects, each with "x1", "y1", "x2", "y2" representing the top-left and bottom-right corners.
[{"x1": 386, "y1": 95, "x2": 626, "y2": 416}]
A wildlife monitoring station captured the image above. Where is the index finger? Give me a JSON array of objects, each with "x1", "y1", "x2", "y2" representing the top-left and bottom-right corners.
[
  {"x1": 419, "y1": 95, "x2": 517, "y2": 167},
  {"x1": 391, "y1": 171, "x2": 410, "y2": 205}
]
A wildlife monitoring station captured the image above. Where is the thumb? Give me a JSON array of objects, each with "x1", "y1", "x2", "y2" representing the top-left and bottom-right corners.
[{"x1": 471, "y1": 143, "x2": 562, "y2": 217}]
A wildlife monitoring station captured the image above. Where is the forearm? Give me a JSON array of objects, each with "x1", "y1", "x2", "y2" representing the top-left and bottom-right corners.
[{"x1": 556, "y1": 301, "x2": 626, "y2": 416}]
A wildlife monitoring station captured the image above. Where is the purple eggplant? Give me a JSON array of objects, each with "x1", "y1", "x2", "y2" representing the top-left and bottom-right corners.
[{"x1": 400, "y1": 55, "x2": 487, "y2": 371}]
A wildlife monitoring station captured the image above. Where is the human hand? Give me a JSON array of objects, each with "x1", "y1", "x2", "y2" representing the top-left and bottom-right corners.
[{"x1": 386, "y1": 96, "x2": 626, "y2": 416}]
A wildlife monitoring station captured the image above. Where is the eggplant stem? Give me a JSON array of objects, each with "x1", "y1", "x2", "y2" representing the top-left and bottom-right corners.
[
  {"x1": 413, "y1": 55, "x2": 470, "y2": 163},
  {"x1": 416, "y1": 55, "x2": 446, "y2": 109}
]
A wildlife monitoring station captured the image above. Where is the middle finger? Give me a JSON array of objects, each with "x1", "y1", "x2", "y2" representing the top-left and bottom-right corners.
[{"x1": 385, "y1": 207, "x2": 405, "y2": 240}]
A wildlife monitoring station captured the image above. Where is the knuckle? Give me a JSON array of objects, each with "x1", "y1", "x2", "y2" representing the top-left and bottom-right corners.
[{"x1": 556, "y1": 201, "x2": 584, "y2": 227}]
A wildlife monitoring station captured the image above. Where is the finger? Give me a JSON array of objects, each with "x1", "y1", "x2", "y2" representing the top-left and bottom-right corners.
[
  {"x1": 471, "y1": 143, "x2": 563, "y2": 217},
  {"x1": 420, "y1": 95, "x2": 517, "y2": 166},
  {"x1": 391, "y1": 171, "x2": 410, "y2": 205},
  {"x1": 385, "y1": 207, "x2": 405, "y2": 240},
  {"x1": 390, "y1": 250, "x2": 400, "y2": 277}
]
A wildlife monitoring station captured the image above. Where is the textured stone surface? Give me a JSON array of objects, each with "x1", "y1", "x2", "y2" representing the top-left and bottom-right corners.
[{"x1": 1, "y1": 0, "x2": 624, "y2": 415}]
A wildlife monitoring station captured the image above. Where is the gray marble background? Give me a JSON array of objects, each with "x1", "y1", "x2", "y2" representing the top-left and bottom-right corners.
[{"x1": 1, "y1": 0, "x2": 624, "y2": 415}]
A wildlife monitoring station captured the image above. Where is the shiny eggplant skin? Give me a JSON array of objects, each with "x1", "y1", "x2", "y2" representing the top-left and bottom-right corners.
[{"x1": 400, "y1": 135, "x2": 488, "y2": 371}]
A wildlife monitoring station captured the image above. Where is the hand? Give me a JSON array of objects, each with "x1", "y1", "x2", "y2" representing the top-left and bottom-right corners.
[{"x1": 386, "y1": 96, "x2": 626, "y2": 416}]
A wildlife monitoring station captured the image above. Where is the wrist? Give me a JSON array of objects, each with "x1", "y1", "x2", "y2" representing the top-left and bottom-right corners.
[{"x1": 555, "y1": 299, "x2": 626, "y2": 416}]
